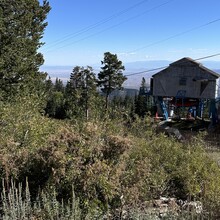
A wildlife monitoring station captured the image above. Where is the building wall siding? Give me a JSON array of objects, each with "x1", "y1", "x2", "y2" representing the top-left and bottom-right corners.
[{"x1": 153, "y1": 63, "x2": 218, "y2": 99}]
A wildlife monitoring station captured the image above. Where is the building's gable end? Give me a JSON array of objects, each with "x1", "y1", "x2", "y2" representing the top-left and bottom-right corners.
[{"x1": 152, "y1": 57, "x2": 220, "y2": 99}]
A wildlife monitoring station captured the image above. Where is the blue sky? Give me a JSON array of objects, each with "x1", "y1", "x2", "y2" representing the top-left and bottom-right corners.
[{"x1": 40, "y1": 0, "x2": 220, "y2": 66}]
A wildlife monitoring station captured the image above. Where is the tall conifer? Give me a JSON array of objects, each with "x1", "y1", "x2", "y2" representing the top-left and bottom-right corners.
[
  {"x1": 0, "y1": 0, "x2": 50, "y2": 96},
  {"x1": 98, "y1": 52, "x2": 127, "y2": 110}
]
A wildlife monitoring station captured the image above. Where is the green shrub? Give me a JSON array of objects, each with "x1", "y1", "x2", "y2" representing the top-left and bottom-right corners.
[
  {"x1": 1, "y1": 96, "x2": 220, "y2": 218},
  {"x1": 1, "y1": 179, "x2": 82, "y2": 220}
]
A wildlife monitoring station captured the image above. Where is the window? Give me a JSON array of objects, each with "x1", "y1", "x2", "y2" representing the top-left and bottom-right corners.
[{"x1": 179, "y1": 77, "x2": 187, "y2": 86}]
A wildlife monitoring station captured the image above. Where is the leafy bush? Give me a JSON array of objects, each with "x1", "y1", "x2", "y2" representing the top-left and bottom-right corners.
[
  {"x1": 1, "y1": 179, "x2": 82, "y2": 220},
  {"x1": 1, "y1": 97, "x2": 220, "y2": 218}
]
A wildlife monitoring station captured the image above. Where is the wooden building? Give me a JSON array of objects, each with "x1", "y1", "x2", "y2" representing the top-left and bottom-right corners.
[
  {"x1": 151, "y1": 57, "x2": 220, "y2": 99},
  {"x1": 151, "y1": 57, "x2": 220, "y2": 120}
]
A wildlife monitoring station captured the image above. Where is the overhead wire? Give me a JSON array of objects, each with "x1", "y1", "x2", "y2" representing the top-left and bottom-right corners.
[
  {"x1": 128, "y1": 18, "x2": 220, "y2": 53},
  {"x1": 42, "y1": 0, "x2": 176, "y2": 53},
  {"x1": 41, "y1": 1, "x2": 220, "y2": 79},
  {"x1": 43, "y1": 15, "x2": 220, "y2": 63},
  {"x1": 124, "y1": 53, "x2": 220, "y2": 77},
  {"x1": 42, "y1": 0, "x2": 150, "y2": 50},
  {"x1": 125, "y1": 66, "x2": 168, "y2": 77},
  {"x1": 194, "y1": 53, "x2": 220, "y2": 62}
]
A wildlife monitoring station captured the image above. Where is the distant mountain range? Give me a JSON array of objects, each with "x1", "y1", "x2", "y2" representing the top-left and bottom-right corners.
[{"x1": 41, "y1": 60, "x2": 220, "y2": 89}]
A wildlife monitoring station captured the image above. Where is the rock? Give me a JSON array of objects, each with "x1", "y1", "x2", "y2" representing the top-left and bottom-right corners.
[
  {"x1": 182, "y1": 201, "x2": 203, "y2": 214},
  {"x1": 157, "y1": 122, "x2": 184, "y2": 141},
  {"x1": 153, "y1": 197, "x2": 180, "y2": 212},
  {"x1": 164, "y1": 127, "x2": 183, "y2": 140}
]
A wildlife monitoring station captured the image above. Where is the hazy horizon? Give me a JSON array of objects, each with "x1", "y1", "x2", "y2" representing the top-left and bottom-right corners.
[{"x1": 41, "y1": 59, "x2": 220, "y2": 89}]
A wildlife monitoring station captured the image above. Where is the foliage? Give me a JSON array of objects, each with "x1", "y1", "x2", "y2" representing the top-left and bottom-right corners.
[
  {"x1": 139, "y1": 77, "x2": 148, "y2": 95},
  {"x1": 67, "y1": 66, "x2": 98, "y2": 120},
  {"x1": 0, "y1": 0, "x2": 50, "y2": 97},
  {"x1": 98, "y1": 52, "x2": 127, "y2": 110},
  {"x1": 45, "y1": 91, "x2": 66, "y2": 119},
  {"x1": 1, "y1": 179, "x2": 82, "y2": 220},
  {"x1": 54, "y1": 77, "x2": 65, "y2": 93},
  {"x1": 134, "y1": 77, "x2": 154, "y2": 117},
  {"x1": 44, "y1": 68, "x2": 104, "y2": 121},
  {"x1": 1, "y1": 96, "x2": 220, "y2": 218},
  {"x1": 108, "y1": 95, "x2": 135, "y2": 121},
  {"x1": 0, "y1": 94, "x2": 56, "y2": 192},
  {"x1": 1, "y1": 0, "x2": 220, "y2": 217}
]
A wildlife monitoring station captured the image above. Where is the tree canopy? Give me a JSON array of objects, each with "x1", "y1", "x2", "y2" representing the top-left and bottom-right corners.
[
  {"x1": 0, "y1": 0, "x2": 50, "y2": 96},
  {"x1": 98, "y1": 52, "x2": 127, "y2": 109},
  {"x1": 69, "y1": 66, "x2": 97, "y2": 119}
]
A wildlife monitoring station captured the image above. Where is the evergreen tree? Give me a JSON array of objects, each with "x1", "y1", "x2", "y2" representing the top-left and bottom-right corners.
[
  {"x1": 134, "y1": 95, "x2": 147, "y2": 117},
  {"x1": 139, "y1": 77, "x2": 147, "y2": 95},
  {"x1": 54, "y1": 78, "x2": 64, "y2": 93},
  {"x1": 98, "y1": 52, "x2": 127, "y2": 110},
  {"x1": 135, "y1": 78, "x2": 153, "y2": 117},
  {"x1": 63, "y1": 81, "x2": 74, "y2": 118},
  {"x1": 44, "y1": 78, "x2": 66, "y2": 119},
  {"x1": 124, "y1": 95, "x2": 135, "y2": 112},
  {"x1": 0, "y1": 0, "x2": 50, "y2": 97},
  {"x1": 45, "y1": 91, "x2": 65, "y2": 119},
  {"x1": 67, "y1": 66, "x2": 97, "y2": 119},
  {"x1": 45, "y1": 76, "x2": 54, "y2": 94}
]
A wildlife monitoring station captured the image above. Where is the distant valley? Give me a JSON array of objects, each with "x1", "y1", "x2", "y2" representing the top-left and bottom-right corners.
[{"x1": 41, "y1": 60, "x2": 220, "y2": 89}]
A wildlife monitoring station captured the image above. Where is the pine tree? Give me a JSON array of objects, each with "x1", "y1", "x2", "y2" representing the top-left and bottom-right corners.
[
  {"x1": 45, "y1": 76, "x2": 54, "y2": 94},
  {"x1": 135, "y1": 78, "x2": 153, "y2": 117},
  {"x1": 67, "y1": 66, "x2": 97, "y2": 119},
  {"x1": 54, "y1": 78, "x2": 64, "y2": 93},
  {"x1": 44, "y1": 78, "x2": 66, "y2": 119},
  {"x1": 45, "y1": 91, "x2": 65, "y2": 118},
  {"x1": 0, "y1": 0, "x2": 50, "y2": 97},
  {"x1": 139, "y1": 77, "x2": 147, "y2": 95},
  {"x1": 98, "y1": 52, "x2": 127, "y2": 110}
]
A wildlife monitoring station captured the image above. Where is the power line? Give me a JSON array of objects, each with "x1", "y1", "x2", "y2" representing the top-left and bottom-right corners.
[
  {"x1": 42, "y1": 0, "x2": 150, "y2": 50},
  {"x1": 194, "y1": 53, "x2": 220, "y2": 62},
  {"x1": 125, "y1": 66, "x2": 168, "y2": 76},
  {"x1": 43, "y1": 0, "x2": 176, "y2": 54},
  {"x1": 128, "y1": 18, "x2": 220, "y2": 53},
  {"x1": 41, "y1": 2, "x2": 220, "y2": 76},
  {"x1": 124, "y1": 53, "x2": 220, "y2": 77},
  {"x1": 43, "y1": 15, "x2": 220, "y2": 64}
]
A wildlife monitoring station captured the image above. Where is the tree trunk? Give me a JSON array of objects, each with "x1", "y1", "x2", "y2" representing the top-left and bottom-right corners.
[{"x1": 105, "y1": 93, "x2": 109, "y2": 110}]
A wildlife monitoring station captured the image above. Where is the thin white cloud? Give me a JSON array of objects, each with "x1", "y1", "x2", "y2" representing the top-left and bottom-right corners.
[
  {"x1": 118, "y1": 52, "x2": 137, "y2": 57},
  {"x1": 169, "y1": 48, "x2": 208, "y2": 54}
]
